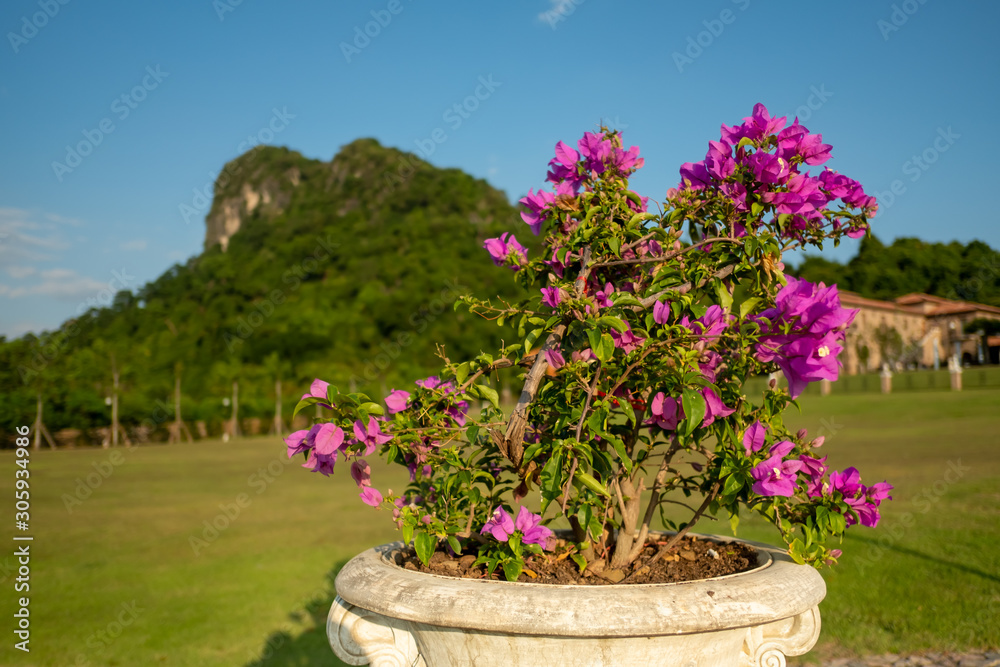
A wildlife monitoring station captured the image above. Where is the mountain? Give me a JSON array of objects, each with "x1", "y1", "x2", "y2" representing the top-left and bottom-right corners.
[{"x1": 0, "y1": 139, "x2": 533, "y2": 441}]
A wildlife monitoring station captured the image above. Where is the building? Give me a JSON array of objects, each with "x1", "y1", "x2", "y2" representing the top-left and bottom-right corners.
[{"x1": 838, "y1": 292, "x2": 1000, "y2": 374}]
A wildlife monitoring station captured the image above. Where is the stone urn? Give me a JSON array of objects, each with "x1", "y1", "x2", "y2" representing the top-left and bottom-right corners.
[{"x1": 327, "y1": 534, "x2": 825, "y2": 666}]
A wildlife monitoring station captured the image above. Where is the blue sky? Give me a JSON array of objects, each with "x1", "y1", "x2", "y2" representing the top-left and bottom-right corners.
[{"x1": 1, "y1": 0, "x2": 997, "y2": 338}]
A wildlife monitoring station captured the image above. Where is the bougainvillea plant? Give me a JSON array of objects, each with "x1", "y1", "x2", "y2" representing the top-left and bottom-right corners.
[{"x1": 287, "y1": 104, "x2": 892, "y2": 582}]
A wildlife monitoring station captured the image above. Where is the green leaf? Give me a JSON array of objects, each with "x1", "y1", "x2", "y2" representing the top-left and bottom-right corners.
[
  {"x1": 455, "y1": 362, "x2": 470, "y2": 386},
  {"x1": 596, "y1": 333, "x2": 615, "y2": 362},
  {"x1": 680, "y1": 388, "x2": 706, "y2": 437},
  {"x1": 608, "y1": 237, "x2": 622, "y2": 258},
  {"x1": 360, "y1": 402, "x2": 384, "y2": 416},
  {"x1": 539, "y1": 451, "x2": 564, "y2": 513},
  {"x1": 575, "y1": 471, "x2": 610, "y2": 498},
  {"x1": 477, "y1": 384, "x2": 500, "y2": 409},
  {"x1": 739, "y1": 297, "x2": 761, "y2": 320},
  {"x1": 502, "y1": 558, "x2": 523, "y2": 582},
  {"x1": 596, "y1": 316, "x2": 628, "y2": 333},
  {"x1": 570, "y1": 553, "x2": 587, "y2": 573},
  {"x1": 751, "y1": 202, "x2": 764, "y2": 217},
  {"x1": 608, "y1": 436, "x2": 633, "y2": 474},
  {"x1": 729, "y1": 512, "x2": 740, "y2": 535},
  {"x1": 583, "y1": 205, "x2": 600, "y2": 225},
  {"x1": 586, "y1": 328, "x2": 603, "y2": 353},
  {"x1": 402, "y1": 521, "x2": 414, "y2": 546},
  {"x1": 524, "y1": 328, "x2": 544, "y2": 352},
  {"x1": 414, "y1": 532, "x2": 436, "y2": 566},
  {"x1": 722, "y1": 474, "x2": 743, "y2": 496},
  {"x1": 714, "y1": 281, "x2": 733, "y2": 311},
  {"x1": 447, "y1": 536, "x2": 462, "y2": 556}
]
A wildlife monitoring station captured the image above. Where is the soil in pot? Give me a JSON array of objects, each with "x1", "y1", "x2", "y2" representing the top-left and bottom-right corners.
[{"x1": 398, "y1": 534, "x2": 759, "y2": 585}]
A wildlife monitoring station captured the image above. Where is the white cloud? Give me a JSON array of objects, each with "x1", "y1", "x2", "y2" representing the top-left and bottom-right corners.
[
  {"x1": 0, "y1": 267, "x2": 107, "y2": 301},
  {"x1": 120, "y1": 239, "x2": 148, "y2": 251},
  {"x1": 0, "y1": 207, "x2": 73, "y2": 262},
  {"x1": 6, "y1": 265, "x2": 36, "y2": 279}
]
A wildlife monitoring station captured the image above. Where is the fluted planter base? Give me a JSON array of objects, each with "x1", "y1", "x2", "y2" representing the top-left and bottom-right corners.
[{"x1": 327, "y1": 534, "x2": 824, "y2": 667}]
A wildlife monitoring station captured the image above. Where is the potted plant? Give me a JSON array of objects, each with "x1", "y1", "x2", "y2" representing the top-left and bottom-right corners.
[{"x1": 287, "y1": 104, "x2": 892, "y2": 666}]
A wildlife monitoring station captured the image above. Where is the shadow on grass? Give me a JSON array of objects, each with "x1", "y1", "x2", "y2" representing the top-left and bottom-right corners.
[
  {"x1": 846, "y1": 533, "x2": 1000, "y2": 584},
  {"x1": 243, "y1": 559, "x2": 351, "y2": 667}
]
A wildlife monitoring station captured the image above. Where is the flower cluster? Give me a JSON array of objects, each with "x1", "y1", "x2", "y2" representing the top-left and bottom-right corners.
[
  {"x1": 677, "y1": 103, "x2": 876, "y2": 242},
  {"x1": 754, "y1": 277, "x2": 858, "y2": 398},
  {"x1": 291, "y1": 105, "x2": 889, "y2": 579}
]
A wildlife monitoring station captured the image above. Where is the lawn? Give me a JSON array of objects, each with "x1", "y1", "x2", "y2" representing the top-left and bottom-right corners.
[{"x1": 1, "y1": 388, "x2": 998, "y2": 666}]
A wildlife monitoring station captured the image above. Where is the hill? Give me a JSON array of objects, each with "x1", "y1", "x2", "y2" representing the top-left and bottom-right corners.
[{"x1": 0, "y1": 139, "x2": 532, "y2": 440}]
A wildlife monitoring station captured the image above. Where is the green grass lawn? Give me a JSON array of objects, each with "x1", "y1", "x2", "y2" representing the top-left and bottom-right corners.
[{"x1": 1, "y1": 389, "x2": 998, "y2": 666}]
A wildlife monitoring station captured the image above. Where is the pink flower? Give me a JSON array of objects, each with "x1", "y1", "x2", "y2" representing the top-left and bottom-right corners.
[
  {"x1": 540, "y1": 286, "x2": 563, "y2": 309},
  {"x1": 385, "y1": 389, "x2": 410, "y2": 415},
  {"x1": 359, "y1": 487, "x2": 383, "y2": 507},
  {"x1": 353, "y1": 417, "x2": 393, "y2": 455},
  {"x1": 742, "y1": 421, "x2": 767, "y2": 454},
  {"x1": 483, "y1": 232, "x2": 528, "y2": 270}
]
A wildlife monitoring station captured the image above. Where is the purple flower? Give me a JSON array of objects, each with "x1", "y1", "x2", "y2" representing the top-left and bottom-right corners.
[
  {"x1": 751, "y1": 453, "x2": 804, "y2": 497},
  {"x1": 301, "y1": 378, "x2": 333, "y2": 408},
  {"x1": 610, "y1": 144, "x2": 644, "y2": 174},
  {"x1": 700, "y1": 387, "x2": 734, "y2": 427},
  {"x1": 301, "y1": 424, "x2": 345, "y2": 476},
  {"x1": 540, "y1": 286, "x2": 563, "y2": 309},
  {"x1": 446, "y1": 399, "x2": 469, "y2": 427},
  {"x1": 742, "y1": 421, "x2": 767, "y2": 454},
  {"x1": 610, "y1": 323, "x2": 644, "y2": 354},
  {"x1": 385, "y1": 389, "x2": 410, "y2": 415},
  {"x1": 830, "y1": 467, "x2": 863, "y2": 498},
  {"x1": 650, "y1": 392, "x2": 681, "y2": 431},
  {"x1": 483, "y1": 232, "x2": 528, "y2": 270},
  {"x1": 416, "y1": 376, "x2": 443, "y2": 390},
  {"x1": 547, "y1": 141, "x2": 584, "y2": 191},
  {"x1": 544, "y1": 347, "x2": 566, "y2": 370},
  {"x1": 351, "y1": 459, "x2": 372, "y2": 487},
  {"x1": 799, "y1": 454, "x2": 828, "y2": 498},
  {"x1": 755, "y1": 277, "x2": 857, "y2": 398},
  {"x1": 353, "y1": 417, "x2": 393, "y2": 455},
  {"x1": 513, "y1": 506, "x2": 555, "y2": 549},
  {"x1": 577, "y1": 132, "x2": 612, "y2": 173},
  {"x1": 481, "y1": 506, "x2": 553, "y2": 550},
  {"x1": 777, "y1": 121, "x2": 832, "y2": 166},
  {"x1": 519, "y1": 188, "x2": 555, "y2": 235},
  {"x1": 285, "y1": 428, "x2": 312, "y2": 458},
  {"x1": 679, "y1": 160, "x2": 711, "y2": 189},
  {"x1": 359, "y1": 486, "x2": 383, "y2": 507},
  {"x1": 481, "y1": 506, "x2": 516, "y2": 541},
  {"x1": 652, "y1": 300, "x2": 671, "y2": 325}
]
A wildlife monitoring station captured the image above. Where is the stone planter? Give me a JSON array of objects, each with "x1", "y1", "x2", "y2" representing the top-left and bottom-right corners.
[{"x1": 327, "y1": 534, "x2": 825, "y2": 666}]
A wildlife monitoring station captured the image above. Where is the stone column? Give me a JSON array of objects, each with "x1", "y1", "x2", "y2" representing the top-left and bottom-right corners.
[{"x1": 880, "y1": 364, "x2": 892, "y2": 394}]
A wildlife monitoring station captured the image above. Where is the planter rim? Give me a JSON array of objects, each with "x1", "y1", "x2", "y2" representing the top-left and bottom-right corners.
[{"x1": 334, "y1": 532, "x2": 826, "y2": 637}]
